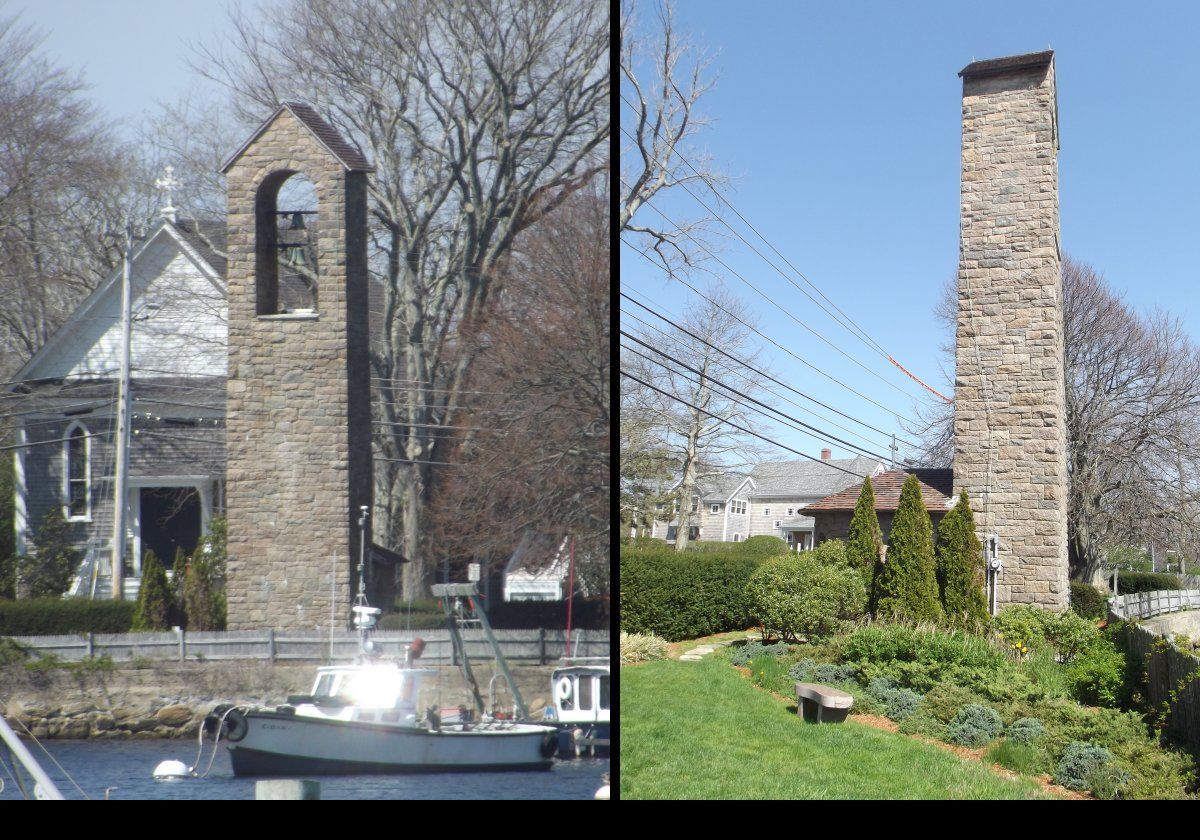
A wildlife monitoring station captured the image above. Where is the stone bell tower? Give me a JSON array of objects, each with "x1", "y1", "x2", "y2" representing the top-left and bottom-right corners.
[
  {"x1": 221, "y1": 102, "x2": 374, "y2": 630},
  {"x1": 954, "y1": 52, "x2": 1068, "y2": 611}
]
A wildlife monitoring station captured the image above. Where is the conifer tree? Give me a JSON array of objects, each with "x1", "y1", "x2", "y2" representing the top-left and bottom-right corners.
[
  {"x1": 17, "y1": 507, "x2": 80, "y2": 598},
  {"x1": 936, "y1": 491, "x2": 989, "y2": 627},
  {"x1": 132, "y1": 550, "x2": 173, "y2": 631},
  {"x1": 184, "y1": 551, "x2": 223, "y2": 631},
  {"x1": 169, "y1": 546, "x2": 189, "y2": 629},
  {"x1": 846, "y1": 476, "x2": 884, "y2": 612},
  {"x1": 875, "y1": 474, "x2": 942, "y2": 622}
]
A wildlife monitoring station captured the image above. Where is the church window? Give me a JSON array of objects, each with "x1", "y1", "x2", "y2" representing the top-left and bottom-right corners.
[{"x1": 64, "y1": 422, "x2": 90, "y2": 520}]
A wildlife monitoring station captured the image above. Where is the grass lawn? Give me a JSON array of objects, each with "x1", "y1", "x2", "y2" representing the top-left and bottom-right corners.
[{"x1": 620, "y1": 657, "x2": 1056, "y2": 799}]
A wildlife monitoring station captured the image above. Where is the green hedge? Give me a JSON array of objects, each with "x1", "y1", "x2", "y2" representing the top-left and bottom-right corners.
[
  {"x1": 1116, "y1": 573, "x2": 1182, "y2": 595},
  {"x1": 0, "y1": 598, "x2": 135, "y2": 635},
  {"x1": 686, "y1": 536, "x2": 790, "y2": 559},
  {"x1": 620, "y1": 543, "x2": 770, "y2": 641}
]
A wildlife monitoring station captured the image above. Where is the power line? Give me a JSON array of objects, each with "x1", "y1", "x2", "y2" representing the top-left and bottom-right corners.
[
  {"x1": 620, "y1": 368, "x2": 866, "y2": 479},
  {"x1": 618, "y1": 100, "x2": 951, "y2": 403},
  {"x1": 619, "y1": 290, "x2": 919, "y2": 450},
  {"x1": 620, "y1": 335, "x2": 893, "y2": 464},
  {"x1": 620, "y1": 182, "x2": 927, "y2": 404},
  {"x1": 621, "y1": 239, "x2": 909, "y2": 422}
]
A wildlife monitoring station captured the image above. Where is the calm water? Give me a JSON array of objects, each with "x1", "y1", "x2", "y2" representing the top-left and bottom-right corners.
[{"x1": 0, "y1": 739, "x2": 609, "y2": 800}]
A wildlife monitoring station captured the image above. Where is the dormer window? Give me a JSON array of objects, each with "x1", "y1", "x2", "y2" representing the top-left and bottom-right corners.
[{"x1": 63, "y1": 422, "x2": 90, "y2": 521}]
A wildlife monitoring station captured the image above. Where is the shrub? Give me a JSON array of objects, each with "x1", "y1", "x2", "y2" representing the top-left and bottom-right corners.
[
  {"x1": 0, "y1": 597, "x2": 135, "y2": 634},
  {"x1": 1006, "y1": 717, "x2": 1046, "y2": 745},
  {"x1": 17, "y1": 508, "x2": 80, "y2": 599},
  {"x1": 730, "y1": 640, "x2": 788, "y2": 667},
  {"x1": 874, "y1": 475, "x2": 942, "y2": 622},
  {"x1": 620, "y1": 544, "x2": 763, "y2": 641},
  {"x1": 993, "y1": 605, "x2": 1099, "y2": 662},
  {"x1": 812, "y1": 662, "x2": 857, "y2": 684},
  {"x1": 845, "y1": 477, "x2": 883, "y2": 604},
  {"x1": 619, "y1": 631, "x2": 669, "y2": 665},
  {"x1": 131, "y1": 550, "x2": 173, "y2": 631},
  {"x1": 1066, "y1": 638, "x2": 1126, "y2": 707},
  {"x1": 883, "y1": 688, "x2": 922, "y2": 722},
  {"x1": 788, "y1": 658, "x2": 818, "y2": 681},
  {"x1": 947, "y1": 704, "x2": 1003, "y2": 747},
  {"x1": 1115, "y1": 572, "x2": 1182, "y2": 594},
  {"x1": 686, "y1": 536, "x2": 790, "y2": 558},
  {"x1": 1069, "y1": 582, "x2": 1108, "y2": 620},
  {"x1": 745, "y1": 548, "x2": 866, "y2": 642},
  {"x1": 836, "y1": 624, "x2": 1007, "y2": 693},
  {"x1": 1054, "y1": 741, "x2": 1114, "y2": 791},
  {"x1": 935, "y1": 492, "x2": 989, "y2": 628},
  {"x1": 866, "y1": 676, "x2": 896, "y2": 698},
  {"x1": 1086, "y1": 764, "x2": 1131, "y2": 800}
]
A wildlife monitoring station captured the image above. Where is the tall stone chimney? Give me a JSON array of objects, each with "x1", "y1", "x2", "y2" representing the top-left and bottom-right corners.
[{"x1": 953, "y1": 52, "x2": 1068, "y2": 610}]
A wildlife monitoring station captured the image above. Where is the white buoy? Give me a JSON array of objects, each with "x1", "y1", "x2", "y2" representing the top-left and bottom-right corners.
[
  {"x1": 594, "y1": 783, "x2": 610, "y2": 800},
  {"x1": 152, "y1": 760, "x2": 190, "y2": 780}
]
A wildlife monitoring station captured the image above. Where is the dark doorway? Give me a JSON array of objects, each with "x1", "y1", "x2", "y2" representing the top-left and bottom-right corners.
[{"x1": 140, "y1": 487, "x2": 202, "y2": 572}]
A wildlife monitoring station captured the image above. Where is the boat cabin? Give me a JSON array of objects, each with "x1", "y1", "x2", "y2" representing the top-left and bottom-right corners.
[
  {"x1": 300, "y1": 664, "x2": 439, "y2": 724},
  {"x1": 551, "y1": 664, "x2": 610, "y2": 725}
]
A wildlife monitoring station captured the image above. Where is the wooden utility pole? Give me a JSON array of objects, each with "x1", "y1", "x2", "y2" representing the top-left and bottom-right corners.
[{"x1": 110, "y1": 222, "x2": 134, "y2": 600}]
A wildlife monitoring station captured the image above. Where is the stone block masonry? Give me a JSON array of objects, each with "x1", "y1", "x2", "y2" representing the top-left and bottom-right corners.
[
  {"x1": 953, "y1": 52, "x2": 1069, "y2": 610},
  {"x1": 222, "y1": 105, "x2": 374, "y2": 630}
]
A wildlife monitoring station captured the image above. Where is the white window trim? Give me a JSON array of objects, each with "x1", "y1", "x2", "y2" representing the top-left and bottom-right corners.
[
  {"x1": 763, "y1": 507, "x2": 770, "y2": 516},
  {"x1": 63, "y1": 421, "x2": 92, "y2": 522},
  {"x1": 711, "y1": 504, "x2": 720, "y2": 514}
]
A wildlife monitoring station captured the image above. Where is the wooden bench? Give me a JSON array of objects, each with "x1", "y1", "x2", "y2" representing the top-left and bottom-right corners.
[{"x1": 794, "y1": 682, "x2": 854, "y2": 723}]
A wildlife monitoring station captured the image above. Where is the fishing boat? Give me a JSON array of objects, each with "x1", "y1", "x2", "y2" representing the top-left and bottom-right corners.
[
  {"x1": 202, "y1": 543, "x2": 558, "y2": 777},
  {"x1": 544, "y1": 657, "x2": 610, "y2": 757}
]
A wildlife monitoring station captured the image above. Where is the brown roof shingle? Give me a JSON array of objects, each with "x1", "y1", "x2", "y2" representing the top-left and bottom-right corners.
[
  {"x1": 800, "y1": 469, "x2": 954, "y2": 514},
  {"x1": 220, "y1": 101, "x2": 374, "y2": 173}
]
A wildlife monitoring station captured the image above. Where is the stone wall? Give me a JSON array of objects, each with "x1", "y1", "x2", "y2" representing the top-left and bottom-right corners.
[
  {"x1": 1, "y1": 660, "x2": 561, "y2": 740},
  {"x1": 223, "y1": 108, "x2": 373, "y2": 629},
  {"x1": 953, "y1": 52, "x2": 1068, "y2": 610}
]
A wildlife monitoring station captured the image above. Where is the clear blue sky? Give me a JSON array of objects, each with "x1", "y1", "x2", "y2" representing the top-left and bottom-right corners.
[{"x1": 621, "y1": 0, "x2": 1200, "y2": 470}]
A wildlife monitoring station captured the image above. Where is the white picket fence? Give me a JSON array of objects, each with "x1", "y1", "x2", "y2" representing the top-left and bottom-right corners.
[
  {"x1": 5, "y1": 628, "x2": 610, "y2": 665},
  {"x1": 1108, "y1": 589, "x2": 1200, "y2": 621}
]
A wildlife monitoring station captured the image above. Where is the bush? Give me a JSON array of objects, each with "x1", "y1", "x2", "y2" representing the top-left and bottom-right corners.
[
  {"x1": 1054, "y1": 741, "x2": 1114, "y2": 791},
  {"x1": 874, "y1": 475, "x2": 942, "y2": 621},
  {"x1": 883, "y1": 687, "x2": 922, "y2": 722},
  {"x1": 992, "y1": 605, "x2": 1099, "y2": 662},
  {"x1": 17, "y1": 508, "x2": 80, "y2": 599},
  {"x1": 788, "y1": 658, "x2": 818, "y2": 681},
  {"x1": 686, "y1": 536, "x2": 790, "y2": 558},
  {"x1": 619, "y1": 631, "x2": 669, "y2": 665},
  {"x1": 1115, "y1": 572, "x2": 1182, "y2": 594},
  {"x1": 131, "y1": 551, "x2": 173, "y2": 631},
  {"x1": 947, "y1": 704, "x2": 1003, "y2": 747},
  {"x1": 836, "y1": 624, "x2": 1007, "y2": 693},
  {"x1": 988, "y1": 739, "x2": 1048, "y2": 775},
  {"x1": 1086, "y1": 764, "x2": 1131, "y2": 800},
  {"x1": 1069, "y1": 582, "x2": 1108, "y2": 620},
  {"x1": 812, "y1": 662, "x2": 857, "y2": 685},
  {"x1": 935, "y1": 492, "x2": 989, "y2": 628},
  {"x1": 620, "y1": 544, "x2": 764, "y2": 641},
  {"x1": 0, "y1": 597, "x2": 134, "y2": 634},
  {"x1": 745, "y1": 547, "x2": 866, "y2": 641},
  {"x1": 1066, "y1": 638, "x2": 1126, "y2": 707},
  {"x1": 730, "y1": 640, "x2": 788, "y2": 667},
  {"x1": 487, "y1": 597, "x2": 609, "y2": 629},
  {"x1": 1006, "y1": 717, "x2": 1046, "y2": 745}
]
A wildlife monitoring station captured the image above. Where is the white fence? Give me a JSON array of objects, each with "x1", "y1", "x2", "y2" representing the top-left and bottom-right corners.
[
  {"x1": 1108, "y1": 589, "x2": 1200, "y2": 621},
  {"x1": 5, "y1": 628, "x2": 609, "y2": 665}
]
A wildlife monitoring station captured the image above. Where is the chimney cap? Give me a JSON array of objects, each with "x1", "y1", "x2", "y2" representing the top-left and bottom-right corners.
[
  {"x1": 959, "y1": 50, "x2": 1053, "y2": 79},
  {"x1": 821, "y1": 448, "x2": 832, "y2": 461}
]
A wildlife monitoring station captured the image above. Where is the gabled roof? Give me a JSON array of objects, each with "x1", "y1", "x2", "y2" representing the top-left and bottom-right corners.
[
  {"x1": 748, "y1": 456, "x2": 884, "y2": 498},
  {"x1": 801, "y1": 468, "x2": 955, "y2": 514},
  {"x1": 220, "y1": 101, "x2": 374, "y2": 174},
  {"x1": 505, "y1": 532, "x2": 569, "y2": 578},
  {"x1": 698, "y1": 473, "x2": 752, "y2": 503}
]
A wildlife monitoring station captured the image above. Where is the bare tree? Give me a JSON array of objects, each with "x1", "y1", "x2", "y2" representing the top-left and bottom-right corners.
[
  {"x1": 916, "y1": 258, "x2": 1200, "y2": 582},
  {"x1": 622, "y1": 286, "x2": 765, "y2": 551},
  {"x1": 0, "y1": 13, "x2": 141, "y2": 374},
  {"x1": 619, "y1": 0, "x2": 725, "y2": 274},
  {"x1": 191, "y1": 0, "x2": 609, "y2": 597}
]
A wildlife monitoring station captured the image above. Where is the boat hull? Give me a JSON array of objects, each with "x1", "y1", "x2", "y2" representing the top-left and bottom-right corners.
[{"x1": 228, "y1": 710, "x2": 556, "y2": 777}]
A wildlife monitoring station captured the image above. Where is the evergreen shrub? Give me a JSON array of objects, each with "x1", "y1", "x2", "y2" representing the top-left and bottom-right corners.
[
  {"x1": 132, "y1": 550, "x2": 173, "y2": 631},
  {"x1": 845, "y1": 477, "x2": 883, "y2": 605},
  {"x1": 947, "y1": 703, "x2": 1003, "y2": 747},
  {"x1": 874, "y1": 475, "x2": 942, "y2": 621},
  {"x1": 0, "y1": 598, "x2": 134, "y2": 634},
  {"x1": 935, "y1": 492, "x2": 989, "y2": 628},
  {"x1": 1054, "y1": 742, "x2": 1115, "y2": 792},
  {"x1": 730, "y1": 640, "x2": 788, "y2": 667},
  {"x1": 620, "y1": 544, "x2": 765, "y2": 641},
  {"x1": 1069, "y1": 582, "x2": 1108, "y2": 620},
  {"x1": 1115, "y1": 573, "x2": 1182, "y2": 594},
  {"x1": 1006, "y1": 717, "x2": 1046, "y2": 745}
]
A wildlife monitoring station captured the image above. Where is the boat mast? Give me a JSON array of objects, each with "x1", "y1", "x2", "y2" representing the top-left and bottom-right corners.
[{"x1": 0, "y1": 713, "x2": 65, "y2": 799}]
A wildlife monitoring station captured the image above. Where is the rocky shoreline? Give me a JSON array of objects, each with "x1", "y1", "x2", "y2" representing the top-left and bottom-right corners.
[{"x1": 2, "y1": 660, "x2": 557, "y2": 740}]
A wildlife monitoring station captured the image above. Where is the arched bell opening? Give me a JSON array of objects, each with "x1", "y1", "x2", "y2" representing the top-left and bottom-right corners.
[{"x1": 254, "y1": 170, "x2": 319, "y2": 315}]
